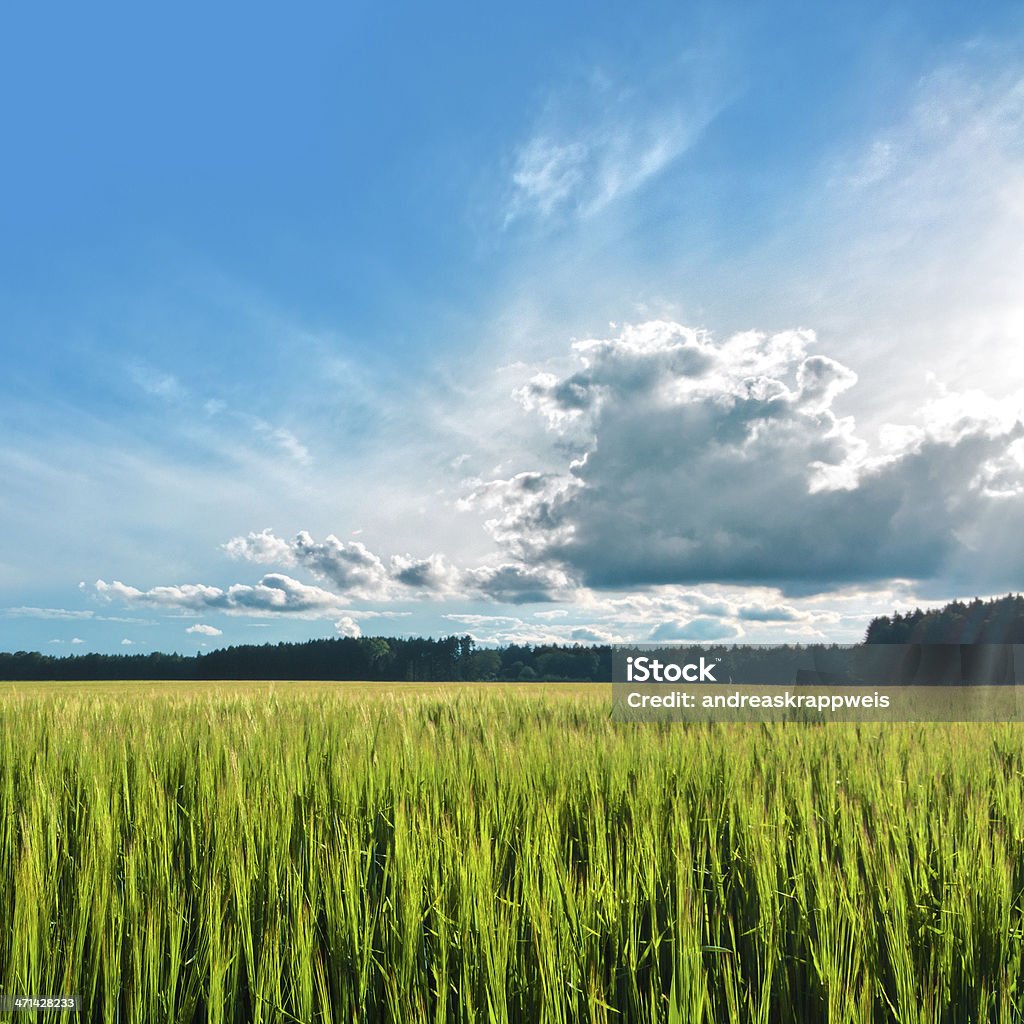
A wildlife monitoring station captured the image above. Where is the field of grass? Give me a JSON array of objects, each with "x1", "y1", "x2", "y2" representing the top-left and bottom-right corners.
[{"x1": 1, "y1": 681, "x2": 1023, "y2": 1023}]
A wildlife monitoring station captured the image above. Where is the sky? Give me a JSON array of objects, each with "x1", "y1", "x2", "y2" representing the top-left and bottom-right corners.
[{"x1": 3, "y1": 0, "x2": 1024, "y2": 654}]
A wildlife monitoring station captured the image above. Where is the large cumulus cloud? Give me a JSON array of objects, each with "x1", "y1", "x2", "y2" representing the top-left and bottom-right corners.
[{"x1": 467, "y1": 321, "x2": 1024, "y2": 594}]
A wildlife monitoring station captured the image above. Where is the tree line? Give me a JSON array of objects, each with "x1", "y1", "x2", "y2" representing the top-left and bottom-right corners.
[
  {"x1": 3, "y1": 593, "x2": 1022, "y2": 681},
  {"x1": 863, "y1": 594, "x2": 1024, "y2": 644},
  {"x1": 0, "y1": 635, "x2": 612, "y2": 683}
]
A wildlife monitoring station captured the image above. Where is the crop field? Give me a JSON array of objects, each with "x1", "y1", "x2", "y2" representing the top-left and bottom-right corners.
[{"x1": 1, "y1": 682, "x2": 1023, "y2": 1023}]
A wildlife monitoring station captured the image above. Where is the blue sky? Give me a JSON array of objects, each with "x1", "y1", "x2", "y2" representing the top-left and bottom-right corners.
[{"x1": 4, "y1": 1, "x2": 1024, "y2": 654}]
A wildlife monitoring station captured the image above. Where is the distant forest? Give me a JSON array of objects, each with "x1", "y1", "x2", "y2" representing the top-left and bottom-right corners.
[
  {"x1": 863, "y1": 593, "x2": 1024, "y2": 644},
  {"x1": 0, "y1": 635, "x2": 611, "y2": 683},
  {"x1": 1, "y1": 594, "x2": 1022, "y2": 682}
]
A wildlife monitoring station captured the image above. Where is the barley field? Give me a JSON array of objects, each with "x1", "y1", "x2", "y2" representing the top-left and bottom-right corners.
[{"x1": 1, "y1": 682, "x2": 1023, "y2": 1023}]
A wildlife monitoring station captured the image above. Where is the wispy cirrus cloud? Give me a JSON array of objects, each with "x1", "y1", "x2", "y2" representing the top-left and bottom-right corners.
[
  {"x1": 2, "y1": 606, "x2": 150, "y2": 624},
  {"x1": 4, "y1": 606, "x2": 97, "y2": 620},
  {"x1": 796, "y1": 51, "x2": 1024, "y2": 422},
  {"x1": 502, "y1": 60, "x2": 724, "y2": 225}
]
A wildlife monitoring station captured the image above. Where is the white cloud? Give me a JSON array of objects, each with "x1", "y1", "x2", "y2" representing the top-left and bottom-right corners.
[
  {"x1": 130, "y1": 364, "x2": 185, "y2": 401},
  {"x1": 291, "y1": 533, "x2": 391, "y2": 595},
  {"x1": 226, "y1": 530, "x2": 393, "y2": 598},
  {"x1": 569, "y1": 625, "x2": 627, "y2": 643},
  {"x1": 737, "y1": 603, "x2": 803, "y2": 623},
  {"x1": 503, "y1": 61, "x2": 722, "y2": 225},
  {"x1": 186, "y1": 624, "x2": 223, "y2": 636},
  {"x1": 334, "y1": 616, "x2": 362, "y2": 638},
  {"x1": 97, "y1": 580, "x2": 229, "y2": 611},
  {"x1": 390, "y1": 553, "x2": 462, "y2": 594},
  {"x1": 96, "y1": 573, "x2": 351, "y2": 617},
  {"x1": 841, "y1": 139, "x2": 896, "y2": 189},
  {"x1": 4, "y1": 606, "x2": 96, "y2": 620},
  {"x1": 459, "y1": 473, "x2": 581, "y2": 562},
  {"x1": 251, "y1": 421, "x2": 313, "y2": 466},
  {"x1": 649, "y1": 618, "x2": 742, "y2": 642},
  {"x1": 506, "y1": 118, "x2": 699, "y2": 223},
  {"x1": 810, "y1": 53, "x2": 1024, "y2": 420},
  {"x1": 509, "y1": 137, "x2": 587, "y2": 219},
  {"x1": 443, "y1": 614, "x2": 526, "y2": 628},
  {"x1": 1, "y1": 606, "x2": 149, "y2": 624},
  {"x1": 223, "y1": 527, "x2": 295, "y2": 565}
]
